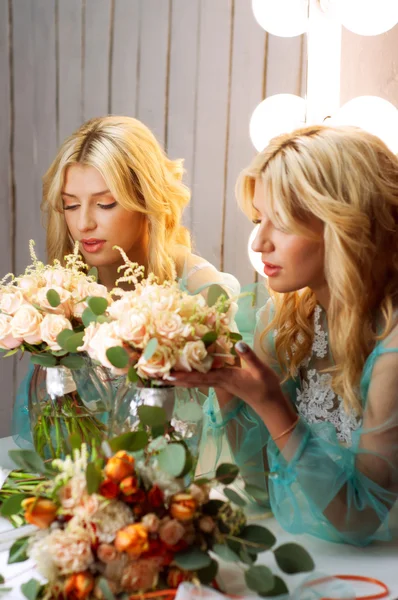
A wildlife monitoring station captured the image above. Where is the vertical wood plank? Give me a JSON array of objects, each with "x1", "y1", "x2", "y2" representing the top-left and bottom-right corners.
[
  {"x1": 190, "y1": 0, "x2": 232, "y2": 268},
  {"x1": 58, "y1": 0, "x2": 83, "y2": 141},
  {"x1": 0, "y1": 0, "x2": 15, "y2": 437},
  {"x1": 136, "y1": 0, "x2": 170, "y2": 147},
  {"x1": 265, "y1": 34, "x2": 305, "y2": 97},
  {"x1": 110, "y1": 0, "x2": 140, "y2": 116},
  {"x1": 83, "y1": 0, "x2": 111, "y2": 121},
  {"x1": 223, "y1": 0, "x2": 266, "y2": 285},
  {"x1": 166, "y1": 0, "x2": 200, "y2": 229}
]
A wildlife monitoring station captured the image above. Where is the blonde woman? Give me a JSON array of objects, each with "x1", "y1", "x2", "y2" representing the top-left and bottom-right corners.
[
  {"x1": 13, "y1": 115, "x2": 239, "y2": 447},
  {"x1": 172, "y1": 125, "x2": 398, "y2": 546}
]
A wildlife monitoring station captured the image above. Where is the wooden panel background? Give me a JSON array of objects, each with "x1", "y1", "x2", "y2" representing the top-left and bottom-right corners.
[{"x1": 0, "y1": 0, "x2": 306, "y2": 436}]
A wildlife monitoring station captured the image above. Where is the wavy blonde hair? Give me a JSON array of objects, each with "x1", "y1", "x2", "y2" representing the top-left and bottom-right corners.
[
  {"x1": 42, "y1": 116, "x2": 191, "y2": 282},
  {"x1": 237, "y1": 125, "x2": 398, "y2": 412}
]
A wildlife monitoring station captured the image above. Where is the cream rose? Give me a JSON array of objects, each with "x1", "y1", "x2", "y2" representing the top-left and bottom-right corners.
[
  {"x1": 11, "y1": 305, "x2": 43, "y2": 344},
  {"x1": 175, "y1": 340, "x2": 212, "y2": 373},
  {"x1": 115, "y1": 311, "x2": 148, "y2": 347},
  {"x1": 47, "y1": 526, "x2": 94, "y2": 574},
  {"x1": 0, "y1": 314, "x2": 22, "y2": 349},
  {"x1": 43, "y1": 269, "x2": 73, "y2": 289},
  {"x1": 87, "y1": 322, "x2": 125, "y2": 372},
  {"x1": 40, "y1": 314, "x2": 73, "y2": 351},
  {"x1": 18, "y1": 275, "x2": 42, "y2": 297},
  {"x1": 107, "y1": 295, "x2": 135, "y2": 320},
  {"x1": 154, "y1": 312, "x2": 184, "y2": 341},
  {"x1": 72, "y1": 281, "x2": 109, "y2": 318},
  {"x1": 0, "y1": 289, "x2": 25, "y2": 315},
  {"x1": 136, "y1": 345, "x2": 176, "y2": 379},
  {"x1": 179, "y1": 293, "x2": 206, "y2": 318},
  {"x1": 35, "y1": 286, "x2": 72, "y2": 317},
  {"x1": 77, "y1": 322, "x2": 101, "y2": 354}
]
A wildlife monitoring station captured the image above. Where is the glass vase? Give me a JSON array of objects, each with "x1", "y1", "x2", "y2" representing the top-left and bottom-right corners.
[{"x1": 28, "y1": 356, "x2": 113, "y2": 460}]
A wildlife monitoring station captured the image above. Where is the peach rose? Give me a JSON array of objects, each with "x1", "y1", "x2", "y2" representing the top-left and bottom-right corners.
[
  {"x1": 77, "y1": 322, "x2": 100, "y2": 353},
  {"x1": 86, "y1": 322, "x2": 125, "y2": 372},
  {"x1": 142, "y1": 513, "x2": 160, "y2": 534},
  {"x1": 40, "y1": 313, "x2": 73, "y2": 351},
  {"x1": 175, "y1": 341, "x2": 212, "y2": 373},
  {"x1": 115, "y1": 311, "x2": 148, "y2": 347},
  {"x1": 198, "y1": 516, "x2": 215, "y2": 533},
  {"x1": 11, "y1": 305, "x2": 43, "y2": 344},
  {"x1": 136, "y1": 344, "x2": 176, "y2": 379},
  {"x1": 49, "y1": 527, "x2": 94, "y2": 574},
  {"x1": 43, "y1": 269, "x2": 73, "y2": 289},
  {"x1": 18, "y1": 275, "x2": 41, "y2": 295},
  {"x1": 72, "y1": 281, "x2": 108, "y2": 318},
  {"x1": 158, "y1": 518, "x2": 185, "y2": 546},
  {"x1": 114, "y1": 523, "x2": 149, "y2": 558},
  {"x1": 120, "y1": 558, "x2": 160, "y2": 592},
  {"x1": 105, "y1": 451, "x2": 135, "y2": 483},
  {"x1": 35, "y1": 285, "x2": 72, "y2": 317},
  {"x1": 22, "y1": 497, "x2": 58, "y2": 529},
  {"x1": 0, "y1": 313, "x2": 22, "y2": 350},
  {"x1": 154, "y1": 312, "x2": 184, "y2": 341},
  {"x1": 189, "y1": 483, "x2": 210, "y2": 506},
  {"x1": 0, "y1": 289, "x2": 25, "y2": 315},
  {"x1": 169, "y1": 493, "x2": 197, "y2": 522},
  {"x1": 97, "y1": 544, "x2": 119, "y2": 564},
  {"x1": 64, "y1": 571, "x2": 94, "y2": 600}
]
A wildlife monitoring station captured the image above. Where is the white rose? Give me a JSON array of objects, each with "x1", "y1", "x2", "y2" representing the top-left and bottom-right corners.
[
  {"x1": 40, "y1": 314, "x2": 73, "y2": 351},
  {"x1": 175, "y1": 341, "x2": 212, "y2": 373},
  {"x1": 35, "y1": 286, "x2": 72, "y2": 318},
  {"x1": 107, "y1": 295, "x2": 134, "y2": 320},
  {"x1": 115, "y1": 311, "x2": 148, "y2": 347},
  {"x1": 18, "y1": 275, "x2": 42, "y2": 296},
  {"x1": 0, "y1": 314, "x2": 23, "y2": 349},
  {"x1": 136, "y1": 345, "x2": 176, "y2": 379},
  {"x1": 155, "y1": 312, "x2": 184, "y2": 341},
  {"x1": 87, "y1": 322, "x2": 126, "y2": 373},
  {"x1": 11, "y1": 305, "x2": 43, "y2": 344},
  {"x1": 0, "y1": 289, "x2": 25, "y2": 315},
  {"x1": 43, "y1": 269, "x2": 73, "y2": 289}
]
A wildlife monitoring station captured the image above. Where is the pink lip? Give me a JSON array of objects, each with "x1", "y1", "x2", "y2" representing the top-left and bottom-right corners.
[
  {"x1": 81, "y1": 239, "x2": 106, "y2": 254},
  {"x1": 262, "y1": 262, "x2": 282, "y2": 277}
]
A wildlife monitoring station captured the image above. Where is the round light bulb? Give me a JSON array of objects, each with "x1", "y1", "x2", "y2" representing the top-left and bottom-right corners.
[
  {"x1": 252, "y1": 0, "x2": 309, "y2": 37},
  {"x1": 333, "y1": 0, "x2": 398, "y2": 36},
  {"x1": 250, "y1": 94, "x2": 306, "y2": 151},
  {"x1": 332, "y1": 95, "x2": 398, "y2": 154},
  {"x1": 248, "y1": 225, "x2": 266, "y2": 278}
]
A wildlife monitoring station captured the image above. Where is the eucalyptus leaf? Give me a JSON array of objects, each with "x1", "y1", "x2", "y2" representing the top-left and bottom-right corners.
[
  {"x1": 193, "y1": 477, "x2": 212, "y2": 485},
  {"x1": 240, "y1": 525, "x2": 276, "y2": 553},
  {"x1": 239, "y1": 546, "x2": 257, "y2": 566},
  {"x1": 51, "y1": 349, "x2": 68, "y2": 357},
  {"x1": 244, "y1": 565, "x2": 274, "y2": 594},
  {"x1": 64, "y1": 331, "x2": 85, "y2": 353},
  {"x1": 88, "y1": 296, "x2": 108, "y2": 316},
  {"x1": 127, "y1": 366, "x2": 139, "y2": 383},
  {"x1": 87, "y1": 266, "x2": 98, "y2": 281},
  {"x1": 157, "y1": 443, "x2": 186, "y2": 477},
  {"x1": 0, "y1": 576, "x2": 4, "y2": 584},
  {"x1": 30, "y1": 354, "x2": 57, "y2": 368},
  {"x1": 82, "y1": 307, "x2": 97, "y2": 326},
  {"x1": 212, "y1": 543, "x2": 240, "y2": 562},
  {"x1": 215, "y1": 463, "x2": 239, "y2": 485},
  {"x1": 21, "y1": 578, "x2": 42, "y2": 600},
  {"x1": 223, "y1": 487, "x2": 247, "y2": 507},
  {"x1": 60, "y1": 354, "x2": 85, "y2": 369},
  {"x1": 46, "y1": 289, "x2": 60, "y2": 308},
  {"x1": 56, "y1": 328, "x2": 75, "y2": 350},
  {"x1": 8, "y1": 536, "x2": 30, "y2": 564},
  {"x1": 207, "y1": 284, "x2": 227, "y2": 307},
  {"x1": 109, "y1": 431, "x2": 148, "y2": 452},
  {"x1": 97, "y1": 578, "x2": 115, "y2": 600},
  {"x1": 244, "y1": 483, "x2": 269, "y2": 505},
  {"x1": 106, "y1": 346, "x2": 129, "y2": 369},
  {"x1": 137, "y1": 405, "x2": 167, "y2": 427},
  {"x1": 259, "y1": 576, "x2": 289, "y2": 597},
  {"x1": 143, "y1": 337, "x2": 158, "y2": 360},
  {"x1": 274, "y1": 543, "x2": 315, "y2": 574},
  {"x1": 8, "y1": 449, "x2": 46, "y2": 475},
  {"x1": 196, "y1": 559, "x2": 218, "y2": 585},
  {"x1": 86, "y1": 462, "x2": 102, "y2": 494},
  {"x1": 229, "y1": 332, "x2": 243, "y2": 342},
  {"x1": 174, "y1": 548, "x2": 211, "y2": 571},
  {"x1": 201, "y1": 331, "x2": 217, "y2": 346},
  {"x1": 0, "y1": 493, "x2": 27, "y2": 517},
  {"x1": 202, "y1": 499, "x2": 225, "y2": 516}
]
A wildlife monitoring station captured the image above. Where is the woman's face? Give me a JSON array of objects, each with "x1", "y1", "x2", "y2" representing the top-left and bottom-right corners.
[
  {"x1": 251, "y1": 178, "x2": 327, "y2": 296},
  {"x1": 62, "y1": 164, "x2": 148, "y2": 268}
]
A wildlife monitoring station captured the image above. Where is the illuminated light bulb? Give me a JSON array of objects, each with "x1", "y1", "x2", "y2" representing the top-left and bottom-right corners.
[
  {"x1": 252, "y1": 0, "x2": 309, "y2": 37},
  {"x1": 250, "y1": 94, "x2": 306, "y2": 151},
  {"x1": 333, "y1": 0, "x2": 398, "y2": 36}
]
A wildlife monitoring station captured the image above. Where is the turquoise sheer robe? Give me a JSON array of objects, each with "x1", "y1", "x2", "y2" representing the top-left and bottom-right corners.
[{"x1": 201, "y1": 298, "x2": 398, "y2": 546}]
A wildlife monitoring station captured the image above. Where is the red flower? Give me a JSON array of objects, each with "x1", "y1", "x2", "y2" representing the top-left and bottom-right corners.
[
  {"x1": 99, "y1": 479, "x2": 119, "y2": 499},
  {"x1": 121, "y1": 489, "x2": 146, "y2": 505},
  {"x1": 142, "y1": 539, "x2": 174, "y2": 566},
  {"x1": 148, "y1": 485, "x2": 164, "y2": 508}
]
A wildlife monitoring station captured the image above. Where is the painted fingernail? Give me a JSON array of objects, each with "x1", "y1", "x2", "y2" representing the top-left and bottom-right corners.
[{"x1": 235, "y1": 341, "x2": 249, "y2": 353}]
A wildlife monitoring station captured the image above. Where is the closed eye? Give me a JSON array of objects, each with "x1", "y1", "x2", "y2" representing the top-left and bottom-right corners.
[
  {"x1": 98, "y1": 202, "x2": 117, "y2": 210},
  {"x1": 63, "y1": 204, "x2": 79, "y2": 211}
]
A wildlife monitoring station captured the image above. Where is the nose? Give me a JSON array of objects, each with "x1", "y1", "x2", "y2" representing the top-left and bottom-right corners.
[
  {"x1": 77, "y1": 206, "x2": 96, "y2": 233},
  {"x1": 251, "y1": 223, "x2": 274, "y2": 254}
]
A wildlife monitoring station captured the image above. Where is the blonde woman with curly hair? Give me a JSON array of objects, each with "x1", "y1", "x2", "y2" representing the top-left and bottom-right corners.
[
  {"x1": 13, "y1": 115, "x2": 239, "y2": 447},
  {"x1": 173, "y1": 125, "x2": 398, "y2": 546}
]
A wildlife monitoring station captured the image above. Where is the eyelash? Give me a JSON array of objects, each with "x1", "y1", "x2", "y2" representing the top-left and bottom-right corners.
[
  {"x1": 252, "y1": 219, "x2": 261, "y2": 225},
  {"x1": 63, "y1": 202, "x2": 117, "y2": 211}
]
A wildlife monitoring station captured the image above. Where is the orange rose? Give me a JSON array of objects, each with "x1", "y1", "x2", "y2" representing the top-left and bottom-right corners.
[
  {"x1": 104, "y1": 451, "x2": 135, "y2": 483},
  {"x1": 167, "y1": 568, "x2": 192, "y2": 588},
  {"x1": 169, "y1": 493, "x2": 197, "y2": 522},
  {"x1": 114, "y1": 523, "x2": 149, "y2": 558},
  {"x1": 21, "y1": 497, "x2": 58, "y2": 529},
  {"x1": 99, "y1": 479, "x2": 119, "y2": 499},
  {"x1": 64, "y1": 571, "x2": 94, "y2": 600},
  {"x1": 119, "y1": 475, "x2": 139, "y2": 496}
]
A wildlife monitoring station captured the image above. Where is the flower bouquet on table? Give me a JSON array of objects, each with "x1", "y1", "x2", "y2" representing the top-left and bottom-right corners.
[
  {"x1": 0, "y1": 241, "x2": 113, "y2": 459},
  {"x1": 79, "y1": 248, "x2": 242, "y2": 470},
  {"x1": 2, "y1": 408, "x2": 315, "y2": 599}
]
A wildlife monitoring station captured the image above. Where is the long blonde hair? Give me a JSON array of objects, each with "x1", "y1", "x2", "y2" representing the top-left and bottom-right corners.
[
  {"x1": 237, "y1": 125, "x2": 398, "y2": 412},
  {"x1": 42, "y1": 116, "x2": 191, "y2": 282}
]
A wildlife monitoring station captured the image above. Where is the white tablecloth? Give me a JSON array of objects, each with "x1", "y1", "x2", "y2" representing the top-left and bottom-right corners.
[{"x1": 0, "y1": 436, "x2": 397, "y2": 599}]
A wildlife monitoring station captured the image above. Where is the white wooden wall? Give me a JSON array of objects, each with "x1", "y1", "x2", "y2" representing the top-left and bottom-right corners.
[{"x1": 0, "y1": 0, "x2": 306, "y2": 436}]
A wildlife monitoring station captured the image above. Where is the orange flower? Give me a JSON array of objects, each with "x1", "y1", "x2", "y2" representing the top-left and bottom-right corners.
[
  {"x1": 148, "y1": 485, "x2": 164, "y2": 508},
  {"x1": 114, "y1": 523, "x2": 149, "y2": 558},
  {"x1": 119, "y1": 475, "x2": 139, "y2": 496},
  {"x1": 167, "y1": 568, "x2": 192, "y2": 588},
  {"x1": 64, "y1": 571, "x2": 94, "y2": 600},
  {"x1": 169, "y1": 493, "x2": 197, "y2": 522},
  {"x1": 21, "y1": 497, "x2": 58, "y2": 529},
  {"x1": 99, "y1": 479, "x2": 119, "y2": 499},
  {"x1": 104, "y1": 451, "x2": 135, "y2": 483}
]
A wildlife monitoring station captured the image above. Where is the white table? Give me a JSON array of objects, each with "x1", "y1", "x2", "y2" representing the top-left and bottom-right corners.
[{"x1": 0, "y1": 436, "x2": 397, "y2": 599}]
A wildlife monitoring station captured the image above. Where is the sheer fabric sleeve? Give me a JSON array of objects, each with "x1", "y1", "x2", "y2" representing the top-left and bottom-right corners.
[{"x1": 267, "y1": 323, "x2": 398, "y2": 546}]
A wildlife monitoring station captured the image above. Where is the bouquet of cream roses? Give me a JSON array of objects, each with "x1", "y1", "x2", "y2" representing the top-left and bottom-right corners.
[{"x1": 1, "y1": 407, "x2": 314, "y2": 599}]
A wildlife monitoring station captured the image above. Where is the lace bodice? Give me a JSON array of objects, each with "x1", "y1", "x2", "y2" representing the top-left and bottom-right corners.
[{"x1": 296, "y1": 306, "x2": 362, "y2": 445}]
